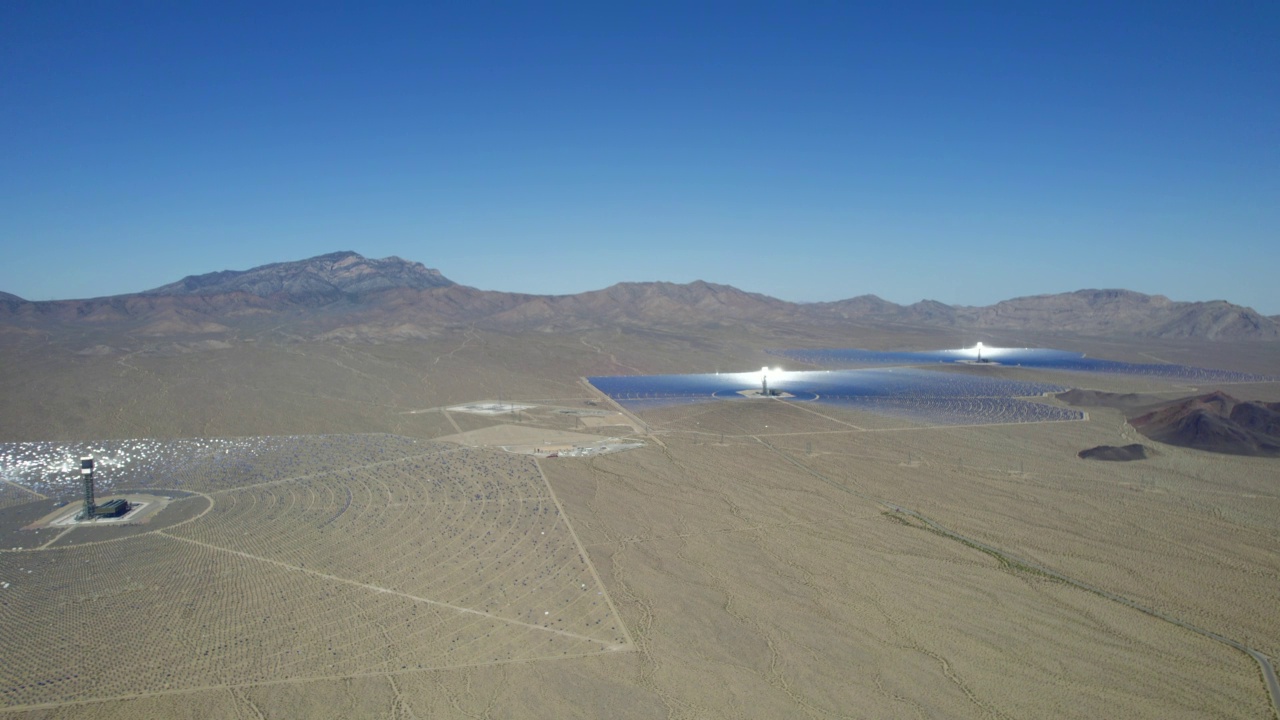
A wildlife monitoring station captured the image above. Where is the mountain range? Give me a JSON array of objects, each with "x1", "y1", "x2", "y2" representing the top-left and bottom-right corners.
[{"x1": 1, "y1": 251, "x2": 1277, "y2": 342}]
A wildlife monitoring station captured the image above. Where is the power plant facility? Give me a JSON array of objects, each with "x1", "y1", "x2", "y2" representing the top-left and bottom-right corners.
[
  {"x1": 76, "y1": 457, "x2": 131, "y2": 520},
  {"x1": 760, "y1": 367, "x2": 779, "y2": 397}
]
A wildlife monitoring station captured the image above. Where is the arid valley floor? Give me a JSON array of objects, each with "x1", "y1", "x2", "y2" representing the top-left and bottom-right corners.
[{"x1": 1, "y1": 324, "x2": 1278, "y2": 719}]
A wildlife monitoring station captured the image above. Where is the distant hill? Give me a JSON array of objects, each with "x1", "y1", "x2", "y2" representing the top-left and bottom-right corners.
[
  {"x1": 144, "y1": 251, "x2": 454, "y2": 302},
  {"x1": 1056, "y1": 389, "x2": 1156, "y2": 410},
  {"x1": 1129, "y1": 392, "x2": 1280, "y2": 457},
  {"x1": 485, "y1": 281, "x2": 795, "y2": 329},
  {"x1": 1078, "y1": 444, "x2": 1148, "y2": 461},
  {"x1": 1, "y1": 252, "x2": 1278, "y2": 342},
  {"x1": 818, "y1": 289, "x2": 1279, "y2": 341}
]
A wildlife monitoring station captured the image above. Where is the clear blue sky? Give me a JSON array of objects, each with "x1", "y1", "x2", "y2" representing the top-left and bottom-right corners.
[{"x1": 3, "y1": 1, "x2": 1277, "y2": 313}]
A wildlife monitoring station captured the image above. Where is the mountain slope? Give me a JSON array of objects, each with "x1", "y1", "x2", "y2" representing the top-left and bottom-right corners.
[
  {"x1": 1, "y1": 253, "x2": 1277, "y2": 342},
  {"x1": 144, "y1": 251, "x2": 454, "y2": 301},
  {"x1": 817, "y1": 289, "x2": 1277, "y2": 340},
  {"x1": 967, "y1": 290, "x2": 1277, "y2": 340},
  {"x1": 1129, "y1": 392, "x2": 1280, "y2": 457},
  {"x1": 487, "y1": 281, "x2": 794, "y2": 328}
]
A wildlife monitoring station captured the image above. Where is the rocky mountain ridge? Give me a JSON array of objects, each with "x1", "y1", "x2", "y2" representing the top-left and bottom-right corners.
[
  {"x1": 1, "y1": 252, "x2": 1277, "y2": 342},
  {"x1": 144, "y1": 251, "x2": 454, "y2": 301},
  {"x1": 1130, "y1": 392, "x2": 1280, "y2": 457},
  {"x1": 814, "y1": 289, "x2": 1277, "y2": 340}
]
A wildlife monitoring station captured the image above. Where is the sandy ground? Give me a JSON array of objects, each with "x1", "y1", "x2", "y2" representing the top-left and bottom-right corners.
[
  {"x1": 438, "y1": 423, "x2": 613, "y2": 449},
  {"x1": 0, "y1": 327, "x2": 1276, "y2": 717}
]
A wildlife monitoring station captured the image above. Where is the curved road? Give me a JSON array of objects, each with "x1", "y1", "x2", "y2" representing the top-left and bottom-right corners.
[{"x1": 753, "y1": 436, "x2": 1280, "y2": 719}]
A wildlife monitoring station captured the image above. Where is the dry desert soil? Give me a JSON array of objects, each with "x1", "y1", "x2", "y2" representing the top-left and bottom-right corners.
[{"x1": 0, "y1": 325, "x2": 1277, "y2": 719}]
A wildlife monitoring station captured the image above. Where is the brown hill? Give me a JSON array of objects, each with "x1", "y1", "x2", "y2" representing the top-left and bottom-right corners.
[
  {"x1": 1056, "y1": 389, "x2": 1155, "y2": 410},
  {"x1": 487, "y1": 281, "x2": 794, "y2": 329},
  {"x1": 2, "y1": 253, "x2": 1278, "y2": 342},
  {"x1": 942, "y1": 290, "x2": 1275, "y2": 340},
  {"x1": 1129, "y1": 392, "x2": 1280, "y2": 457},
  {"x1": 809, "y1": 289, "x2": 1277, "y2": 340},
  {"x1": 1078, "y1": 444, "x2": 1149, "y2": 461},
  {"x1": 144, "y1": 250, "x2": 454, "y2": 302}
]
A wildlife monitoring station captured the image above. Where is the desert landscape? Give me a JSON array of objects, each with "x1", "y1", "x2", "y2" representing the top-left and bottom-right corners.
[
  {"x1": 7, "y1": 3, "x2": 1277, "y2": 715},
  {"x1": 0, "y1": 254, "x2": 1278, "y2": 718}
]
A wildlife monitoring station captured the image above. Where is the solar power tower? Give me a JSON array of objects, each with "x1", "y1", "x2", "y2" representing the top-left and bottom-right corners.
[{"x1": 80, "y1": 457, "x2": 95, "y2": 519}]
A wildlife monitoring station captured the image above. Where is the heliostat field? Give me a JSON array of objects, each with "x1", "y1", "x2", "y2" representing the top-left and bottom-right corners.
[
  {"x1": 768, "y1": 346, "x2": 1276, "y2": 383},
  {"x1": 0, "y1": 435, "x2": 628, "y2": 709},
  {"x1": 589, "y1": 345, "x2": 1278, "y2": 426},
  {"x1": 588, "y1": 366, "x2": 1080, "y2": 425}
]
